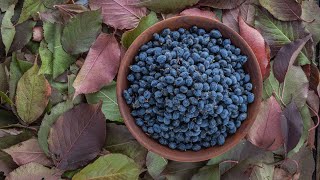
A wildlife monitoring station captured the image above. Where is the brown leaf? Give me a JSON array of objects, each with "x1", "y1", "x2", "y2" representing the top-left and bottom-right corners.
[
  {"x1": 310, "y1": 64, "x2": 320, "y2": 95},
  {"x1": 307, "y1": 120, "x2": 315, "y2": 150},
  {"x1": 247, "y1": 96, "x2": 283, "y2": 151},
  {"x1": 199, "y1": 0, "x2": 246, "y2": 9},
  {"x1": 89, "y1": 0, "x2": 147, "y2": 30},
  {"x1": 5, "y1": 162, "x2": 61, "y2": 180},
  {"x1": 223, "y1": 8, "x2": 240, "y2": 33},
  {"x1": 307, "y1": 90, "x2": 319, "y2": 116},
  {"x1": 273, "y1": 34, "x2": 312, "y2": 83},
  {"x1": 3, "y1": 138, "x2": 52, "y2": 167},
  {"x1": 239, "y1": 0, "x2": 257, "y2": 25},
  {"x1": 180, "y1": 8, "x2": 218, "y2": 20},
  {"x1": 239, "y1": 16, "x2": 270, "y2": 79},
  {"x1": 259, "y1": 0, "x2": 302, "y2": 21},
  {"x1": 73, "y1": 33, "x2": 121, "y2": 97},
  {"x1": 281, "y1": 101, "x2": 303, "y2": 153},
  {"x1": 48, "y1": 103, "x2": 106, "y2": 170},
  {"x1": 273, "y1": 168, "x2": 295, "y2": 180}
]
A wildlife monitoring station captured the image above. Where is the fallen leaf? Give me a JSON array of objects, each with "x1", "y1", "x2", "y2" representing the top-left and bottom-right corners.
[
  {"x1": 255, "y1": 7, "x2": 314, "y2": 65},
  {"x1": 9, "y1": 53, "x2": 33, "y2": 100},
  {"x1": 288, "y1": 105, "x2": 312, "y2": 156},
  {"x1": 273, "y1": 34, "x2": 312, "y2": 83},
  {"x1": 0, "y1": 150, "x2": 17, "y2": 176},
  {"x1": 32, "y1": 26, "x2": 43, "y2": 42},
  {"x1": 5, "y1": 162, "x2": 60, "y2": 180},
  {"x1": 38, "y1": 101, "x2": 74, "y2": 156},
  {"x1": 307, "y1": 120, "x2": 315, "y2": 150},
  {"x1": 247, "y1": 96, "x2": 283, "y2": 151},
  {"x1": 310, "y1": 64, "x2": 320, "y2": 95},
  {"x1": 199, "y1": 0, "x2": 246, "y2": 9},
  {"x1": 104, "y1": 123, "x2": 147, "y2": 168},
  {"x1": 301, "y1": 1, "x2": 320, "y2": 44},
  {"x1": 222, "y1": 8, "x2": 240, "y2": 33},
  {"x1": 208, "y1": 140, "x2": 263, "y2": 174},
  {"x1": 0, "y1": 109, "x2": 18, "y2": 128},
  {"x1": 0, "y1": 91, "x2": 13, "y2": 106},
  {"x1": 90, "y1": 0, "x2": 147, "y2": 29},
  {"x1": 239, "y1": 16, "x2": 270, "y2": 79},
  {"x1": 1, "y1": 5, "x2": 15, "y2": 54},
  {"x1": 239, "y1": 0, "x2": 257, "y2": 26},
  {"x1": 15, "y1": 63, "x2": 51, "y2": 124},
  {"x1": 180, "y1": 8, "x2": 217, "y2": 20},
  {"x1": 259, "y1": 0, "x2": 302, "y2": 21},
  {"x1": 73, "y1": 33, "x2": 120, "y2": 97},
  {"x1": 262, "y1": 63, "x2": 281, "y2": 101},
  {"x1": 3, "y1": 138, "x2": 52, "y2": 166},
  {"x1": 121, "y1": 12, "x2": 159, "y2": 48},
  {"x1": 86, "y1": 82, "x2": 123, "y2": 122},
  {"x1": 140, "y1": 0, "x2": 199, "y2": 14},
  {"x1": 273, "y1": 168, "x2": 297, "y2": 180},
  {"x1": 55, "y1": 4, "x2": 89, "y2": 20},
  {"x1": 18, "y1": 0, "x2": 47, "y2": 24},
  {"x1": 9, "y1": 20, "x2": 36, "y2": 53},
  {"x1": 72, "y1": 154, "x2": 140, "y2": 180},
  {"x1": 222, "y1": 151, "x2": 274, "y2": 180},
  {"x1": 61, "y1": 10, "x2": 102, "y2": 55},
  {"x1": 282, "y1": 66, "x2": 309, "y2": 108},
  {"x1": 307, "y1": 90, "x2": 319, "y2": 116},
  {"x1": 146, "y1": 151, "x2": 168, "y2": 179},
  {"x1": 162, "y1": 161, "x2": 206, "y2": 179},
  {"x1": 0, "y1": 63, "x2": 8, "y2": 93},
  {"x1": 281, "y1": 101, "x2": 303, "y2": 153},
  {"x1": 48, "y1": 103, "x2": 106, "y2": 170},
  {"x1": 191, "y1": 165, "x2": 220, "y2": 180},
  {"x1": 0, "y1": 0, "x2": 17, "y2": 12},
  {"x1": 0, "y1": 130, "x2": 34, "y2": 149},
  {"x1": 43, "y1": 0, "x2": 66, "y2": 9},
  {"x1": 42, "y1": 22, "x2": 76, "y2": 78}
]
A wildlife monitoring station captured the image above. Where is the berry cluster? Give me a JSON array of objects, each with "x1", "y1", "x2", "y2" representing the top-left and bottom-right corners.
[{"x1": 123, "y1": 26, "x2": 254, "y2": 151}]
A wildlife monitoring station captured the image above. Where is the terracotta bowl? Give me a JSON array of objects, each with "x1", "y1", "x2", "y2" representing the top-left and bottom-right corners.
[{"x1": 116, "y1": 16, "x2": 262, "y2": 162}]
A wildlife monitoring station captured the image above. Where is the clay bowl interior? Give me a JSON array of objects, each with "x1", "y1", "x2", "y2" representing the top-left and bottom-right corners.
[{"x1": 117, "y1": 16, "x2": 262, "y2": 162}]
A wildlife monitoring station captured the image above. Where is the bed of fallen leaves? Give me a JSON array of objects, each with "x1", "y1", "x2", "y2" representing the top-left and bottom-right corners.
[{"x1": 0, "y1": 0, "x2": 319, "y2": 179}]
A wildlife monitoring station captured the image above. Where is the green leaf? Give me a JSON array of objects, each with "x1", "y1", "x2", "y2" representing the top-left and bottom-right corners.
[
  {"x1": 86, "y1": 82, "x2": 122, "y2": 122},
  {"x1": 255, "y1": 8, "x2": 314, "y2": 65},
  {"x1": 9, "y1": 53, "x2": 33, "y2": 100},
  {"x1": 0, "y1": 130, "x2": 34, "y2": 149},
  {"x1": 262, "y1": 63, "x2": 281, "y2": 103},
  {"x1": 0, "y1": 109, "x2": 18, "y2": 128},
  {"x1": 1, "y1": 4, "x2": 15, "y2": 54},
  {"x1": 162, "y1": 161, "x2": 206, "y2": 180},
  {"x1": 43, "y1": 0, "x2": 66, "y2": 9},
  {"x1": 104, "y1": 123, "x2": 148, "y2": 168},
  {"x1": 0, "y1": 91, "x2": 13, "y2": 105},
  {"x1": 301, "y1": 1, "x2": 320, "y2": 44},
  {"x1": 141, "y1": 0, "x2": 199, "y2": 13},
  {"x1": 38, "y1": 101, "x2": 73, "y2": 156},
  {"x1": 249, "y1": 162, "x2": 274, "y2": 180},
  {"x1": 18, "y1": 0, "x2": 47, "y2": 24},
  {"x1": 72, "y1": 154, "x2": 140, "y2": 180},
  {"x1": 146, "y1": 151, "x2": 168, "y2": 179},
  {"x1": 43, "y1": 22, "x2": 76, "y2": 78},
  {"x1": 0, "y1": 63, "x2": 8, "y2": 93},
  {"x1": 61, "y1": 10, "x2": 102, "y2": 55},
  {"x1": 38, "y1": 41, "x2": 53, "y2": 75},
  {"x1": 0, "y1": 0, "x2": 17, "y2": 12},
  {"x1": 282, "y1": 66, "x2": 309, "y2": 108},
  {"x1": 15, "y1": 64, "x2": 51, "y2": 124},
  {"x1": 258, "y1": 0, "x2": 301, "y2": 21},
  {"x1": 191, "y1": 165, "x2": 220, "y2": 180},
  {"x1": 121, "y1": 12, "x2": 158, "y2": 48},
  {"x1": 288, "y1": 105, "x2": 312, "y2": 156}
]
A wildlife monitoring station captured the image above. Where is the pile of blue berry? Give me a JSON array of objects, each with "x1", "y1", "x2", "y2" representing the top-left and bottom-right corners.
[{"x1": 123, "y1": 26, "x2": 254, "y2": 151}]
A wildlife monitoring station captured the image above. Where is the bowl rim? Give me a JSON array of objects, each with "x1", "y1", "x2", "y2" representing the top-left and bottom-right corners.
[{"x1": 116, "y1": 16, "x2": 262, "y2": 162}]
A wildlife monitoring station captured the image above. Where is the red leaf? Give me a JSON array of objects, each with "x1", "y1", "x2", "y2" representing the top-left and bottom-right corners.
[
  {"x1": 239, "y1": 16, "x2": 270, "y2": 79},
  {"x1": 247, "y1": 96, "x2": 283, "y2": 151},
  {"x1": 281, "y1": 101, "x2": 304, "y2": 153},
  {"x1": 48, "y1": 103, "x2": 106, "y2": 170},
  {"x1": 223, "y1": 8, "x2": 240, "y2": 32},
  {"x1": 302, "y1": 64, "x2": 311, "y2": 78},
  {"x1": 3, "y1": 138, "x2": 53, "y2": 167},
  {"x1": 89, "y1": 0, "x2": 147, "y2": 30},
  {"x1": 73, "y1": 33, "x2": 121, "y2": 97},
  {"x1": 307, "y1": 120, "x2": 315, "y2": 150},
  {"x1": 273, "y1": 34, "x2": 312, "y2": 83},
  {"x1": 199, "y1": 0, "x2": 246, "y2": 9},
  {"x1": 180, "y1": 8, "x2": 218, "y2": 20}
]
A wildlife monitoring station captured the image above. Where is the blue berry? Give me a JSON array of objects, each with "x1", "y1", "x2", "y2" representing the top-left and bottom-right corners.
[{"x1": 156, "y1": 55, "x2": 167, "y2": 64}]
